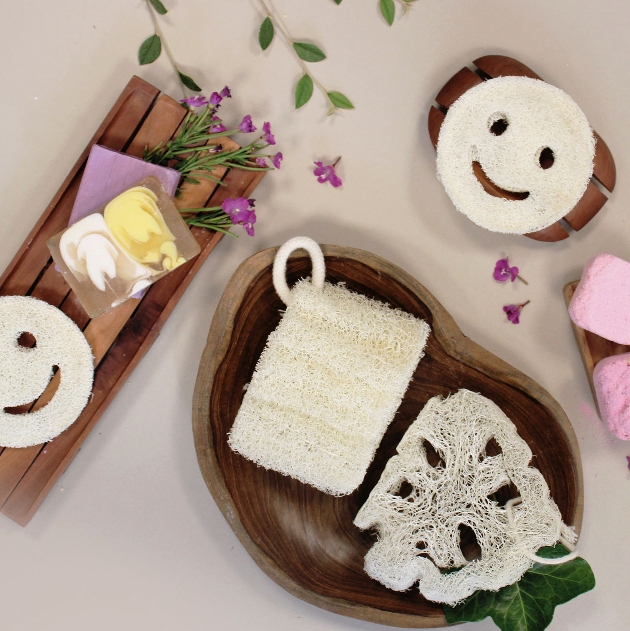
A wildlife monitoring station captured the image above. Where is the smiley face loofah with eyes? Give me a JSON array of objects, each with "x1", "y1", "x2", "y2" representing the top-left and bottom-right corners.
[{"x1": 354, "y1": 389, "x2": 578, "y2": 605}]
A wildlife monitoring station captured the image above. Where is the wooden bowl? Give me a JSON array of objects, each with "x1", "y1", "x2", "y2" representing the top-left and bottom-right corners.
[
  {"x1": 428, "y1": 55, "x2": 616, "y2": 242},
  {"x1": 193, "y1": 245, "x2": 583, "y2": 628}
]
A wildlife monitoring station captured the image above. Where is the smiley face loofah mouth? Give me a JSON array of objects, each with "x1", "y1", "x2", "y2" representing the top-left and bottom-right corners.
[
  {"x1": 436, "y1": 76, "x2": 595, "y2": 235},
  {"x1": 354, "y1": 390, "x2": 577, "y2": 605}
]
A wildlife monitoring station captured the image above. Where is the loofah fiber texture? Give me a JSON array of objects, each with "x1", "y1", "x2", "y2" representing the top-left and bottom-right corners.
[
  {"x1": 0, "y1": 296, "x2": 94, "y2": 448},
  {"x1": 354, "y1": 389, "x2": 577, "y2": 605},
  {"x1": 436, "y1": 76, "x2": 595, "y2": 234},
  {"x1": 228, "y1": 238, "x2": 430, "y2": 496}
]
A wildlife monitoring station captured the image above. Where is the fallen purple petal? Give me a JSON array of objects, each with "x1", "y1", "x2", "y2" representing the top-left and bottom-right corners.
[
  {"x1": 313, "y1": 160, "x2": 342, "y2": 187},
  {"x1": 238, "y1": 114, "x2": 256, "y2": 133},
  {"x1": 503, "y1": 300, "x2": 530, "y2": 324},
  {"x1": 494, "y1": 257, "x2": 519, "y2": 282},
  {"x1": 262, "y1": 121, "x2": 276, "y2": 145}
]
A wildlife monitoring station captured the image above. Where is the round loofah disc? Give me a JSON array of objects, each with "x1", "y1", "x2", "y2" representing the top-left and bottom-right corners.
[
  {"x1": 0, "y1": 296, "x2": 94, "y2": 448},
  {"x1": 436, "y1": 76, "x2": 595, "y2": 234},
  {"x1": 354, "y1": 390, "x2": 577, "y2": 605}
]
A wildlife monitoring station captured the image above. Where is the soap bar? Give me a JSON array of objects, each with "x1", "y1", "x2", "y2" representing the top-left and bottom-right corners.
[
  {"x1": 70, "y1": 145, "x2": 180, "y2": 225},
  {"x1": 568, "y1": 253, "x2": 630, "y2": 345},
  {"x1": 593, "y1": 353, "x2": 630, "y2": 440},
  {"x1": 48, "y1": 177, "x2": 200, "y2": 318}
]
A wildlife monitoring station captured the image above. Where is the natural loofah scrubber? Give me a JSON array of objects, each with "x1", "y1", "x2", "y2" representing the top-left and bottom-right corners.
[
  {"x1": 436, "y1": 76, "x2": 595, "y2": 234},
  {"x1": 228, "y1": 237, "x2": 431, "y2": 496},
  {"x1": 354, "y1": 389, "x2": 578, "y2": 605},
  {"x1": 0, "y1": 296, "x2": 94, "y2": 448}
]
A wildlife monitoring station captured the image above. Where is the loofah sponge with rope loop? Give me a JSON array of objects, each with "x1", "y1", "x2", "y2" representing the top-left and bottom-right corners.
[
  {"x1": 228, "y1": 237, "x2": 431, "y2": 496},
  {"x1": 354, "y1": 389, "x2": 578, "y2": 605}
]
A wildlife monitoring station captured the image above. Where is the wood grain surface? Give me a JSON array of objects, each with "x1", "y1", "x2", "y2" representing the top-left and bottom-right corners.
[
  {"x1": 427, "y1": 54, "x2": 616, "y2": 242},
  {"x1": 193, "y1": 245, "x2": 583, "y2": 628},
  {"x1": 0, "y1": 76, "x2": 265, "y2": 526}
]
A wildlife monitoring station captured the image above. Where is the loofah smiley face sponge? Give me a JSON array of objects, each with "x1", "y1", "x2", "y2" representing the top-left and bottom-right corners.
[
  {"x1": 228, "y1": 237, "x2": 430, "y2": 496},
  {"x1": 354, "y1": 390, "x2": 577, "y2": 605},
  {"x1": 436, "y1": 76, "x2": 595, "y2": 234},
  {"x1": 0, "y1": 296, "x2": 94, "y2": 448}
]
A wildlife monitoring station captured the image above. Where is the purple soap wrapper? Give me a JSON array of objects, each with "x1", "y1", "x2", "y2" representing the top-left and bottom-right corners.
[{"x1": 69, "y1": 145, "x2": 181, "y2": 225}]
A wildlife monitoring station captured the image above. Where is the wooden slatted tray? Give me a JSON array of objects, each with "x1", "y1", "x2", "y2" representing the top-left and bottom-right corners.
[
  {"x1": 428, "y1": 55, "x2": 617, "y2": 242},
  {"x1": 0, "y1": 76, "x2": 264, "y2": 526}
]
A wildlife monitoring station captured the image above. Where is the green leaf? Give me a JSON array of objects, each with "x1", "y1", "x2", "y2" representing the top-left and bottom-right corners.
[
  {"x1": 327, "y1": 91, "x2": 354, "y2": 110},
  {"x1": 178, "y1": 71, "x2": 202, "y2": 92},
  {"x1": 444, "y1": 546, "x2": 596, "y2": 631},
  {"x1": 380, "y1": 0, "x2": 395, "y2": 25},
  {"x1": 295, "y1": 74, "x2": 314, "y2": 108},
  {"x1": 333, "y1": 0, "x2": 343, "y2": 4},
  {"x1": 148, "y1": 0, "x2": 168, "y2": 15},
  {"x1": 138, "y1": 34, "x2": 162, "y2": 65},
  {"x1": 293, "y1": 42, "x2": 326, "y2": 63},
  {"x1": 259, "y1": 17, "x2": 274, "y2": 50}
]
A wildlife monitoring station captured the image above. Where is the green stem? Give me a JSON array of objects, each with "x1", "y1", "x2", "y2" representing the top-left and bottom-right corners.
[
  {"x1": 144, "y1": 0, "x2": 187, "y2": 99},
  {"x1": 258, "y1": 0, "x2": 337, "y2": 115}
]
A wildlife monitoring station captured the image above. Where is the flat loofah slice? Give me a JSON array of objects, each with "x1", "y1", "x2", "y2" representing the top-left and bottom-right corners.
[
  {"x1": 354, "y1": 389, "x2": 577, "y2": 605},
  {"x1": 436, "y1": 76, "x2": 595, "y2": 234},
  {"x1": 228, "y1": 237, "x2": 430, "y2": 496},
  {"x1": 0, "y1": 296, "x2": 94, "y2": 448}
]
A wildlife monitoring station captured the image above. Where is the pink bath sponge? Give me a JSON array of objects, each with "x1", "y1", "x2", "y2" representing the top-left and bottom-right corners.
[
  {"x1": 568, "y1": 254, "x2": 630, "y2": 345},
  {"x1": 593, "y1": 353, "x2": 630, "y2": 440}
]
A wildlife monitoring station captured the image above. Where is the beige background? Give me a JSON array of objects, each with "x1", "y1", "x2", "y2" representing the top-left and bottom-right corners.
[{"x1": 0, "y1": 1, "x2": 628, "y2": 629}]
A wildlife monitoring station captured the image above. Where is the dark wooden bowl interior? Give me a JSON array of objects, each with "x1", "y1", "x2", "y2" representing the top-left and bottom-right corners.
[{"x1": 193, "y1": 246, "x2": 582, "y2": 628}]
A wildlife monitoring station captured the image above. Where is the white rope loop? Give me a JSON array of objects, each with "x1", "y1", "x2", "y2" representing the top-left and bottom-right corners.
[{"x1": 272, "y1": 236, "x2": 326, "y2": 306}]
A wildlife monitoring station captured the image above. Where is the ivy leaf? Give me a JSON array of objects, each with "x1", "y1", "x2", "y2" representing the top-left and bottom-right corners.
[
  {"x1": 444, "y1": 545, "x2": 596, "y2": 631},
  {"x1": 295, "y1": 74, "x2": 314, "y2": 109},
  {"x1": 293, "y1": 42, "x2": 327, "y2": 63},
  {"x1": 327, "y1": 91, "x2": 354, "y2": 110},
  {"x1": 380, "y1": 0, "x2": 396, "y2": 25},
  {"x1": 259, "y1": 17, "x2": 274, "y2": 50},
  {"x1": 138, "y1": 34, "x2": 162, "y2": 65},
  {"x1": 148, "y1": 0, "x2": 168, "y2": 15},
  {"x1": 178, "y1": 71, "x2": 202, "y2": 92}
]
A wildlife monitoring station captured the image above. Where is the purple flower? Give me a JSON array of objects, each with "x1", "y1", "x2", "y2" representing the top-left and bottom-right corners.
[
  {"x1": 494, "y1": 257, "x2": 519, "y2": 282},
  {"x1": 262, "y1": 122, "x2": 276, "y2": 145},
  {"x1": 239, "y1": 115, "x2": 257, "y2": 133},
  {"x1": 313, "y1": 160, "x2": 342, "y2": 187},
  {"x1": 210, "y1": 116, "x2": 227, "y2": 133},
  {"x1": 179, "y1": 95, "x2": 209, "y2": 108},
  {"x1": 222, "y1": 197, "x2": 257, "y2": 236},
  {"x1": 209, "y1": 92, "x2": 223, "y2": 106},
  {"x1": 271, "y1": 152, "x2": 283, "y2": 169},
  {"x1": 220, "y1": 86, "x2": 231, "y2": 99},
  {"x1": 503, "y1": 300, "x2": 530, "y2": 324},
  {"x1": 254, "y1": 157, "x2": 267, "y2": 167}
]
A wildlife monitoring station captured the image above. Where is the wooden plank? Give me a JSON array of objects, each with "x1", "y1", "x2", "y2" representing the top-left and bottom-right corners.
[
  {"x1": 473, "y1": 55, "x2": 542, "y2": 80},
  {"x1": 525, "y1": 222, "x2": 569, "y2": 241},
  {"x1": 563, "y1": 181, "x2": 608, "y2": 231},
  {"x1": 435, "y1": 67, "x2": 483, "y2": 109},
  {"x1": 592, "y1": 131, "x2": 616, "y2": 192},
  {"x1": 428, "y1": 106, "x2": 444, "y2": 150}
]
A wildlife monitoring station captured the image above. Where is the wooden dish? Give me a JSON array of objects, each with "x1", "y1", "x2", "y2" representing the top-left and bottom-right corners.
[
  {"x1": 428, "y1": 55, "x2": 616, "y2": 242},
  {"x1": 193, "y1": 245, "x2": 584, "y2": 628},
  {"x1": 0, "y1": 76, "x2": 264, "y2": 526},
  {"x1": 563, "y1": 280, "x2": 630, "y2": 416}
]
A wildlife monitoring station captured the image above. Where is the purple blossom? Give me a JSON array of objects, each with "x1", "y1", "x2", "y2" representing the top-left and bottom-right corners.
[
  {"x1": 239, "y1": 115, "x2": 257, "y2": 133},
  {"x1": 209, "y1": 92, "x2": 223, "y2": 106},
  {"x1": 222, "y1": 197, "x2": 257, "y2": 236},
  {"x1": 254, "y1": 157, "x2": 267, "y2": 167},
  {"x1": 271, "y1": 152, "x2": 283, "y2": 169},
  {"x1": 220, "y1": 86, "x2": 231, "y2": 99},
  {"x1": 210, "y1": 116, "x2": 227, "y2": 133},
  {"x1": 179, "y1": 95, "x2": 209, "y2": 108},
  {"x1": 262, "y1": 121, "x2": 276, "y2": 145},
  {"x1": 503, "y1": 300, "x2": 530, "y2": 324},
  {"x1": 313, "y1": 160, "x2": 342, "y2": 187},
  {"x1": 494, "y1": 257, "x2": 519, "y2": 282}
]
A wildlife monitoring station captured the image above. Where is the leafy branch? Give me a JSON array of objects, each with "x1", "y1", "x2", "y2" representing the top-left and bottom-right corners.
[
  {"x1": 138, "y1": 0, "x2": 202, "y2": 96},
  {"x1": 257, "y1": 0, "x2": 353, "y2": 115},
  {"x1": 334, "y1": 0, "x2": 417, "y2": 26}
]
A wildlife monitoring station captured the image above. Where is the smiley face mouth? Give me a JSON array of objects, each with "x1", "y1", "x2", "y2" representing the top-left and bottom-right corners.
[{"x1": 472, "y1": 161, "x2": 530, "y2": 201}]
